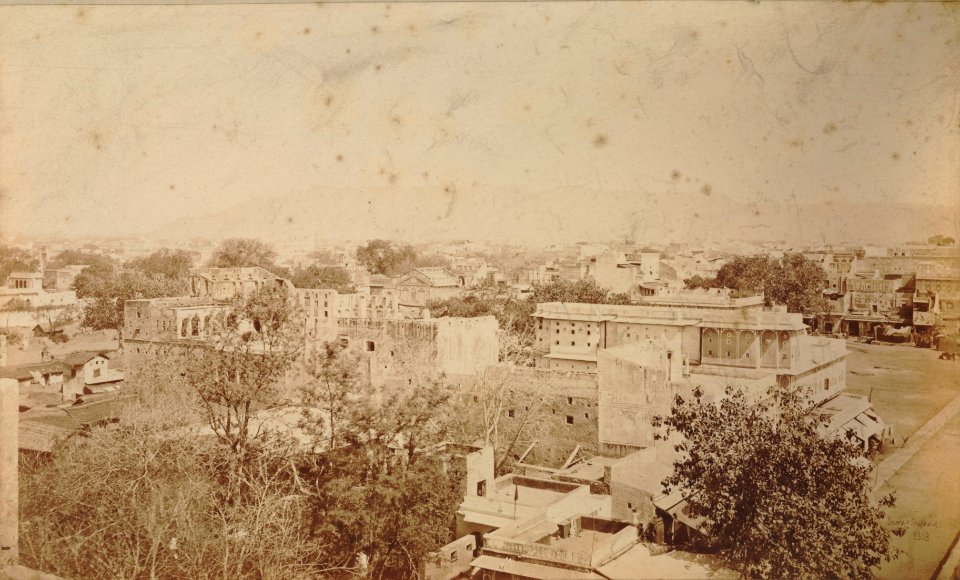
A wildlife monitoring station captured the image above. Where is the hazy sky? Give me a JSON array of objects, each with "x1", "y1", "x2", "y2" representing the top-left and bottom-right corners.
[{"x1": 0, "y1": 2, "x2": 957, "y2": 243}]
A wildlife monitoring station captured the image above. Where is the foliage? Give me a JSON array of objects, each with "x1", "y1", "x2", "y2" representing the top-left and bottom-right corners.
[
  {"x1": 290, "y1": 264, "x2": 355, "y2": 293},
  {"x1": 0, "y1": 328, "x2": 23, "y2": 346},
  {"x1": 19, "y1": 397, "x2": 322, "y2": 579},
  {"x1": 181, "y1": 287, "x2": 303, "y2": 459},
  {"x1": 652, "y1": 385, "x2": 903, "y2": 578},
  {"x1": 209, "y1": 238, "x2": 289, "y2": 277},
  {"x1": 530, "y1": 278, "x2": 632, "y2": 305},
  {"x1": 355, "y1": 239, "x2": 418, "y2": 277},
  {"x1": 0, "y1": 244, "x2": 39, "y2": 283},
  {"x1": 79, "y1": 270, "x2": 190, "y2": 331},
  {"x1": 299, "y1": 341, "x2": 463, "y2": 578},
  {"x1": 46, "y1": 249, "x2": 114, "y2": 271},
  {"x1": 689, "y1": 253, "x2": 828, "y2": 316},
  {"x1": 127, "y1": 248, "x2": 195, "y2": 280},
  {"x1": 928, "y1": 234, "x2": 956, "y2": 246},
  {"x1": 683, "y1": 274, "x2": 718, "y2": 290}
]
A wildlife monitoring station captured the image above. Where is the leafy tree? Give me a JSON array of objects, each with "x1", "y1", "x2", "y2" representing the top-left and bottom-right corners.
[
  {"x1": 767, "y1": 253, "x2": 829, "y2": 316},
  {"x1": 209, "y1": 238, "x2": 286, "y2": 275},
  {"x1": 300, "y1": 341, "x2": 463, "y2": 578},
  {"x1": 695, "y1": 254, "x2": 827, "y2": 316},
  {"x1": 683, "y1": 274, "x2": 719, "y2": 290},
  {"x1": 652, "y1": 385, "x2": 903, "y2": 578},
  {"x1": 928, "y1": 234, "x2": 956, "y2": 246},
  {"x1": 0, "y1": 244, "x2": 39, "y2": 283},
  {"x1": 127, "y1": 248, "x2": 195, "y2": 280},
  {"x1": 290, "y1": 265, "x2": 354, "y2": 293},
  {"x1": 182, "y1": 287, "x2": 303, "y2": 461},
  {"x1": 19, "y1": 393, "x2": 324, "y2": 579},
  {"x1": 79, "y1": 270, "x2": 190, "y2": 334},
  {"x1": 355, "y1": 239, "x2": 417, "y2": 277},
  {"x1": 46, "y1": 249, "x2": 114, "y2": 270},
  {"x1": 530, "y1": 278, "x2": 629, "y2": 305}
]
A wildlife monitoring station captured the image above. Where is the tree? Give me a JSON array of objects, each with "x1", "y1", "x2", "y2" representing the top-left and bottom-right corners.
[
  {"x1": 128, "y1": 248, "x2": 195, "y2": 280},
  {"x1": 291, "y1": 265, "x2": 354, "y2": 293},
  {"x1": 652, "y1": 385, "x2": 903, "y2": 578},
  {"x1": 355, "y1": 239, "x2": 417, "y2": 277},
  {"x1": 698, "y1": 254, "x2": 828, "y2": 316},
  {"x1": 683, "y1": 274, "x2": 718, "y2": 290},
  {"x1": 182, "y1": 287, "x2": 303, "y2": 461},
  {"x1": 209, "y1": 238, "x2": 284, "y2": 274},
  {"x1": 78, "y1": 269, "x2": 190, "y2": 334},
  {"x1": 767, "y1": 253, "x2": 829, "y2": 316},
  {"x1": 298, "y1": 339, "x2": 465, "y2": 578},
  {"x1": 928, "y1": 234, "x2": 956, "y2": 246},
  {"x1": 530, "y1": 278, "x2": 632, "y2": 305},
  {"x1": 46, "y1": 249, "x2": 114, "y2": 270},
  {"x1": 0, "y1": 245, "x2": 39, "y2": 283},
  {"x1": 18, "y1": 392, "x2": 324, "y2": 579}
]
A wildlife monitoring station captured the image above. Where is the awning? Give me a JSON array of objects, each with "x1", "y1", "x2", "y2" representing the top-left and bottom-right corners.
[{"x1": 469, "y1": 555, "x2": 604, "y2": 580}]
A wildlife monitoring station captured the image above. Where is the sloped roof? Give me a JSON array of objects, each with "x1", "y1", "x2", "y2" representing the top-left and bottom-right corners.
[
  {"x1": 400, "y1": 267, "x2": 461, "y2": 287},
  {"x1": 19, "y1": 419, "x2": 75, "y2": 453},
  {"x1": 61, "y1": 350, "x2": 111, "y2": 368},
  {"x1": 0, "y1": 361, "x2": 66, "y2": 381}
]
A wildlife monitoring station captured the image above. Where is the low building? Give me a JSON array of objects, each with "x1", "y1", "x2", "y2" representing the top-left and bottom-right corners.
[
  {"x1": 189, "y1": 267, "x2": 295, "y2": 301},
  {"x1": 396, "y1": 267, "x2": 464, "y2": 311}
]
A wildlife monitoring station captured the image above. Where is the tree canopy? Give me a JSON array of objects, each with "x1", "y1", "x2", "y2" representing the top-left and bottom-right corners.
[
  {"x1": 0, "y1": 244, "x2": 39, "y2": 282},
  {"x1": 290, "y1": 265, "x2": 355, "y2": 293},
  {"x1": 127, "y1": 248, "x2": 195, "y2": 280},
  {"x1": 686, "y1": 253, "x2": 828, "y2": 315},
  {"x1": 652, "y1": 385, "x2": 902, "y2": 578},
  {"x1": 354, "y1": 239, "x2": 450, "y2": 277},
  {"x1": 530, "y1": 278, "x2": 633, "y2": 305},
  {"x1": 208, "y1": 238, "x2": 289, "y2": 276}
]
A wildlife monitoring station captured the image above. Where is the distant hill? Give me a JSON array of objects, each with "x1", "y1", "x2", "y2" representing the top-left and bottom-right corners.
[{"x1": 151, "y1": 187, "x2": 958, "y2": 247}]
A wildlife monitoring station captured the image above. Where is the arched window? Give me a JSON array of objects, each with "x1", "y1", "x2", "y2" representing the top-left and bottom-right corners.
[
  {"x1": 191, "y1": 316, "x2": 200, "y2": 336},
  {"x1": 181, "y1": 318, "x2": 189, "y2": 337},
  {"x1": 203, "y1": 315, "x2": 212, "y2": 334}
]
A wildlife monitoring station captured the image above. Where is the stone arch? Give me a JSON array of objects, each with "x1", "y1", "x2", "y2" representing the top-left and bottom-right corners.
[
  {"x1": 203, "y1": 315, "x2": 212, "y2": 335},
  {"x1": 181, "y1": 318, "x2": 189, "y2": 338},
  {"x1": 191, "y1": 316, "x2": 200, "y2": 337},
  {"x1": 760, "y1": 330, "x2": 777, "y2": 367},
  {"x1": 702, "y1": 328, "x2": 718, "y2": 358},
  {"x1": 721, "y1": 330, "x2": 737, "y2": 361},
  {"x1": 737, "y1": 331, "x2": 756, "y2": 365}
]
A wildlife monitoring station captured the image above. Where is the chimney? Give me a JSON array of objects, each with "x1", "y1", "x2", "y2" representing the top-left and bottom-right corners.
[{"x1": 0, "y1": 378, "x2": 18, "y2": 566}]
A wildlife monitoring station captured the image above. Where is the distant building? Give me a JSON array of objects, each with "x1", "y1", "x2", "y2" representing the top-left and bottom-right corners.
[
  {"x1": 43, "y1": 265, "x2": 87, "y2": 290},
  {"x1": 189, "y1": 267, "x2": 295, "y2": 301},
  {"x1": 395, "y1": 267, "x2": 464, "y2": 311}
]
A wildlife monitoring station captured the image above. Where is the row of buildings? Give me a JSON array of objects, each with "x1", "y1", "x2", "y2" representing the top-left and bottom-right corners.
[{"x1": 119, "y1": 266, "x2": 889, "y2": 578}]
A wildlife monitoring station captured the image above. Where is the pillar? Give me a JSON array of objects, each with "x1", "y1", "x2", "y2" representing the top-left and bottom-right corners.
[{"x1": 0, "y1": 377, "x2": 18, "y2": 566}]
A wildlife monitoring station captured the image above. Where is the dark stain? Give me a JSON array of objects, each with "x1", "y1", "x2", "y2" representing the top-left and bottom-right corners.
[
  {"x1": 891, "y1": 151, "x2": 901, "y2": 161},
  {"x1": 286, "y1": 216, "x2": 294, "y2": 224},
  {"x1": 693, "y1": 212, "x2": 700, "y2": 219},
  {"x1": 303, "y1": 27, "x2": 312, "y2": 35},
  {"x1": 89, "y1": 130, "x2": 105, "y2": 151},
  {"x1": 904, "y1": 119, "x2": 914, "y2": 127},
  {"x1": 212, "y1": 123, "x2": 218, "y2": 130},
  {"x1": 371, "y1": 26, "x2": 380, "y2": 34},
  {"x1": 388, "y1": 173, "x2": 398, "y2": 185},
  {"x1": 336, "y1": 154, "x2": 344, "y2": 162},
  {"x1": 346, "y1": 48, "x2": 351, "y2": 54},
  {"x1": 408, "y1": 24, "x2": 417, "y2": 33},
  {"x1": 169, "y1": 184, "x2": 175, "y2": 191},
  {"x1": 689, "y1": 29, "x2": 700, "y2": 40},
  {"x1": 523, "y1": 103, "x2": 532, "y2": 112},
  {"x1": 374, "y1": 64, "x2": 382, "y2": 72},
  {"x1": 422, "y1": 171, "x2": 429, "y2": 178},
  {"x1": 75, "y1": 7, "x2": 90, "y2": 22},
  {"x1": 390, "y1": 115, "x2": 401, "y2": 125},
  {"x1": 593, "y1": 134, "x2": 608, "y2": 148},
  {"x1": 33, "y1": 33, "x2": 41, "y2": 41},
  {"x1": 701, "y1": 184, "x2": 712, "y2": 196},
  {"x1": 671, "y1": 170, "x2": 682, "y2": 180},
  {"x1": 787, "y1": 137, "x2": 805, "y2": 149},
  {"x1": 324, "y1": 95, "x2": 334, "y2": 107},
  {"x1": 823, "y1": 123, "x2": 838, "y2": 135}
]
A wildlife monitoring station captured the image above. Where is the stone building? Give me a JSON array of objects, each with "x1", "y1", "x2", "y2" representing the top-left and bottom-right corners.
[{"x1": 189, "y1": 267, "x2": 294, "y2": 300}]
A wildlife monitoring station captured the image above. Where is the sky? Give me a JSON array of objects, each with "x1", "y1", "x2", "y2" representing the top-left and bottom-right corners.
[{"x1": 0, "y1": 1, "x2": 958, "y2": 244}]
